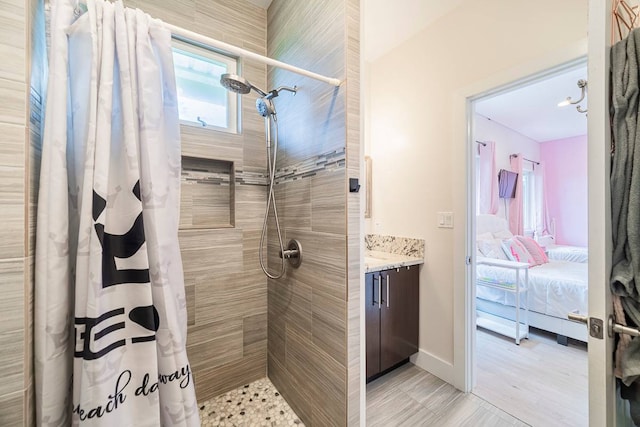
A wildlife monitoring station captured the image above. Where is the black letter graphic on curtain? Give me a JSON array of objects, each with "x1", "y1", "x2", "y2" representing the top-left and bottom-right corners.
[{"x1": 93, "y1": 182, "x2": 150, "y2": 288}]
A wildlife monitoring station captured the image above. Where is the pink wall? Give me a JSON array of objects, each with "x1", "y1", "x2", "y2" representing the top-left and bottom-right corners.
[{"x1": 540, "y1": 135, "x2": 588, "y2": 246}]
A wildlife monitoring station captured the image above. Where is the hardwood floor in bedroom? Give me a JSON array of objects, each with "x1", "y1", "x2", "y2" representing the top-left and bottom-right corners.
[{"x1": 366, "y1": 327, "x2": 587, "y2": 426}]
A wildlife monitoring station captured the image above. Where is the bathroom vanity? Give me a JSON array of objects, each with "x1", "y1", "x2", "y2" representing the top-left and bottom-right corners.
[{"x1": 365, "y1": 253, "x2": 421, "y2": 382}]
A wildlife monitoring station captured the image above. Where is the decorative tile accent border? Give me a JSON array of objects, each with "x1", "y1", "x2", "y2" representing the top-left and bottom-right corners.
[
  {"x1": 182, "y1": 157, "x2": 232, "y2": 185},
  {"x1": 365, "y1": 234, "x2": 425, "y2": 259},
  {"x1": 235, "y1": 170, "x2": 269, "y2": 186},
  {"x1": 199, "y1": 377, "x2": 304, "y2": 426},
  {"x1": 180, "y1": 149, "x2": 346, "y2": 188},
  {"x1": 275, "y1": 148, "x2": 346, "y2": 184}
]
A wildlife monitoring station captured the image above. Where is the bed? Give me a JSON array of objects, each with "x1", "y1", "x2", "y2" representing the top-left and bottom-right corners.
[
  {"x1": 476, "y1": 215, "x2": 588, "y2": 343},
  {"x1": 536, "y1": 235, "x2": 589, "y2": 263}
]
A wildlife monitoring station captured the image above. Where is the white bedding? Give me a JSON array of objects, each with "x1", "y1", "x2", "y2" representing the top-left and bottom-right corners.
[
  {"x1": 476, "y1": 260, "x2": 588, "y2": 318},
  {"x1": 546, "y1": 245, "x2": 588, "y2": 263}
]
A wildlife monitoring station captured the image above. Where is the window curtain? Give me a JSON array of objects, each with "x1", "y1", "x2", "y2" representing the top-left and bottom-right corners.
[
  {"x1": 533, "y1": 163, "x2": 550, "y2": 237},
  {"x1": 508, "y1": 154, "x2": 524, "y2": 235},
  {"x1": 35, "y1": 0, "x2": 200, "y2": 425},
  {"x1": 477, "y1": 141, "x2": 499, "y2": 214},
  {"x1": 610, "y1": 27, "x2": 640, "y2": 424}
]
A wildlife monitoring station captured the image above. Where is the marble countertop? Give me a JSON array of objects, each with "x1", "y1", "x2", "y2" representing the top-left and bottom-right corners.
[{"x1": 365, "y1": 250, "x2": 423, "y2": 273}]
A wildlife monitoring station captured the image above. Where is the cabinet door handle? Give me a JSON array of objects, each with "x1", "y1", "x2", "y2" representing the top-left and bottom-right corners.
[
  {"x1": 377, "y1": 275, "x2": 382, "y2": 309},
  {"x1": 386, "y1": 274, "x2": 390, "y2": 308},
  {"x1": 372, "y1": 275, "x2": 378, "y2": 306}
]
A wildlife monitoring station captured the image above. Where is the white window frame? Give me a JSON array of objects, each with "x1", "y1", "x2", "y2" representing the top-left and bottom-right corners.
[
  {"x1": 172, "y1": 38, "x2": 239, "y2": 134},
  {"x1": 521, "y1": 168, "x2": 535, "y2": 236}
]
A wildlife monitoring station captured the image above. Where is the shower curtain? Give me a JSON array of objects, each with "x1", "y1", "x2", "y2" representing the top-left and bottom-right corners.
[
  {"x1": 508, "y1": 154, "x2": 524, "y2": 235},
  {"x1": 478, "y1": 141, "x2": 499, "y2": 215},
  {"x1": 34, "y1": 0, "x2": 199, "y2": 425},
  {"x1": 611, "y1": 26, "x2": 640, "y2": 425}
]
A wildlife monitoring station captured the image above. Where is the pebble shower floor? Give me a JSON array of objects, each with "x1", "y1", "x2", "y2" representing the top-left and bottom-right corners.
[{"x1": 198, "y1": 377, "x2": 305, "y2": 426}]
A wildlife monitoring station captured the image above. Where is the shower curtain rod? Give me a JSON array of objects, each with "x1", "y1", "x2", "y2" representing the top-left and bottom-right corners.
[
  {"x1": 509, "y1": 153, "x2": 540, "y2": 165},
  {"x1": 165, "y1": 23, "x2": 343, "y2": 87}
]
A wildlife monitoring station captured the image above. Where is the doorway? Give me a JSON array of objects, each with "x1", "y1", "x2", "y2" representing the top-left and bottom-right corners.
[{"x1": 467, "y1": 59, "x2": 589, "y2": 426}]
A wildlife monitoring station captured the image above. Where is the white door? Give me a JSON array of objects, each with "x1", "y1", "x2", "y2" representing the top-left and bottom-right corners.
[{"x1": 587, "y1": 0, "x2": 616, "y2": 425}]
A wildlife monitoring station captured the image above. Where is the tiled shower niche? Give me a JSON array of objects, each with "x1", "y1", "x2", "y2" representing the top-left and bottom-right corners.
[{"x1": 180, "y1": 156, "x2": 235, "y2": 229}]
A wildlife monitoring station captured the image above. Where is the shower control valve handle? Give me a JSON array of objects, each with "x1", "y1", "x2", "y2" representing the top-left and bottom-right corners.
[{"x1": 278, "y1": 239, "x2": 303, "y2": 268}]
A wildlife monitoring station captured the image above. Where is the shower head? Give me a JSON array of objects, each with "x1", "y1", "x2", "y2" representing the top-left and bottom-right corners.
[
  {"x1": 256, "y1": 98, "x2": 275, "y2": 117},
  {"x1": 220, "y1": 73, "x2": 268, "y2": 97}
]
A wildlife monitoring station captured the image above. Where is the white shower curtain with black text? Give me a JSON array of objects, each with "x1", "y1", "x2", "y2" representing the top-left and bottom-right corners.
[{"x1": 35, "y1": 0, "x2": 199, "y2": 425}]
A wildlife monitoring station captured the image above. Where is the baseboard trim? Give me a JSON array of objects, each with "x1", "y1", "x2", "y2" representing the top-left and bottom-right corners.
[{"x1": 410, "y1": 348, "x2": 455, "y2": 386}]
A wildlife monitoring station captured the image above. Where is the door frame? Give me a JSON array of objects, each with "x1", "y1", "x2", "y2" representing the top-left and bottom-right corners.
[
  {"x1": 451, "y1": 40, "x2": 588, "y2": 392},
  {"x1": 453, "y1": 1, "x2": 615, "y2": 424},
  {"x1": 464, "y1": 54, "x2": 588, "y2": 383},
  {"x1": 585, "y1": 0, "x2": 615, "y2": 425}
]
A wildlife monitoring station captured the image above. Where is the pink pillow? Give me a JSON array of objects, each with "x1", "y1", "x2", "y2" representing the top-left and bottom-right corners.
[
  {"x1": 516, "y1": 235, "x2": 549, "y2": 265},
  {"x1": 501, "y1": 238, "x2": 537, "y2": 266}
]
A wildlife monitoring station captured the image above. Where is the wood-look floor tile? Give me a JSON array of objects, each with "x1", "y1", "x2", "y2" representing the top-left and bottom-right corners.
[
  {"x1": 366, "y1": 362, "x2": 528, "y2": 427},
  {"x1": 396, "y1": 368, "x2": 446, "y2": 404},
  {"x1": 474, "y1": 328, "x2": 587, "y2": 427}
]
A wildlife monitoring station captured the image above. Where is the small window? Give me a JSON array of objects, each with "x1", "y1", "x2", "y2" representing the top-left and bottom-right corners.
[
  {"x1": 172, "y1": 39, "x2": 238, "y2": 133},
  {"x1": 522, "y1": 169, "x2": 535, "y2": 233}
]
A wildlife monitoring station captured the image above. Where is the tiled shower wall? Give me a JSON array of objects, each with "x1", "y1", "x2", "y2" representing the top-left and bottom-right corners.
[
  {"x1": 119, "y1": 0, "x2": 272, "y2": 402},
  {"x1": 0, "y1": 0, "x2": 43, "y2": 423},
  {"x1": 267, "y1": 1, "x2": 361, "y2": 425},
  {"x1": 5, "y1": 0, "x2": 360, "y2": 424}
]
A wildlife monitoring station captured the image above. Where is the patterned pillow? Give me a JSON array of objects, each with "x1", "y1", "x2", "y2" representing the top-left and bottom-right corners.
[
  {"x1": 477, "y1": 239, "x2": 509, "y2": 260},
  {"x1": 516, "y1": 235, "x2": 549, "y2": 265},
  {"x1": 501, "y1": 238, "x2": 537, "y2": 266}
]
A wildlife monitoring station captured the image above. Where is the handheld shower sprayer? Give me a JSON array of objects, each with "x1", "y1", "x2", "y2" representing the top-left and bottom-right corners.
[{"x1": 219, "y1": 74, "x2": 300, "y2": 279}]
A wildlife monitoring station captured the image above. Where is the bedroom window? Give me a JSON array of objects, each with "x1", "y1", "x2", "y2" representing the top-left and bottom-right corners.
[
  {"x1": 172, "y1": 39, "x2": 238, "y2": 133},
  {"x1": 522, "y1": 169, "x2": 535, "y2": 234}
]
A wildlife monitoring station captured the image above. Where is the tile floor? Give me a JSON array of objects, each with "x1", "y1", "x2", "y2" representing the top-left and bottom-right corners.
[
  {"x1": 198, "y1": 378, "x2": 304, "y2": 426},
  {"x1": 366, "y1": 363, "x2": 527, "y2": 427},
  {"x1": 199, "y1": 327, "x2": 583, "y2": 426}
]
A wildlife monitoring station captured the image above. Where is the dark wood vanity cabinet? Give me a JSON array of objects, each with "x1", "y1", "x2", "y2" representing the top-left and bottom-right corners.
[{"x1": 366, "y1": 265, "x2": 419, "y2": 381}]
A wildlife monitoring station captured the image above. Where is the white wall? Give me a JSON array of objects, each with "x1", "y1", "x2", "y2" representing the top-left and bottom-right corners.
[
  {"x1": 365, "y1": 0, "x2": 587, "y2": 382},
  {"x1": 474, "y1": 114, "x2": 541, "y2": 220}
]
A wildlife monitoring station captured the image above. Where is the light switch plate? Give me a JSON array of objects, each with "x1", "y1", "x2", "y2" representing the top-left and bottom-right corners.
[{"x1": 437, "y1": 212, "x2": 454, "y2": 228}]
